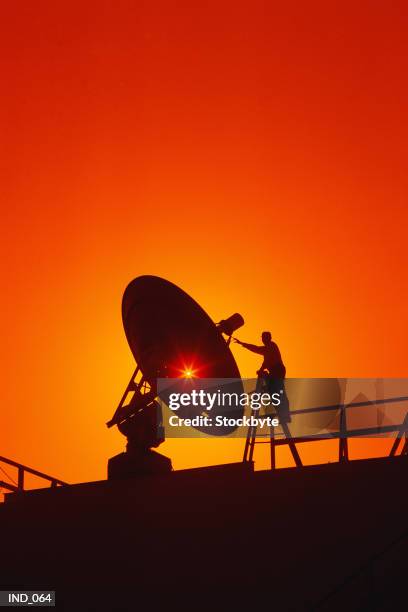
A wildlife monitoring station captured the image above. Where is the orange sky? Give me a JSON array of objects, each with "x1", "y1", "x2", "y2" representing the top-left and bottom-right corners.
[{"x1": 1, "y1": 1, "x2": 407, "y2": 486}]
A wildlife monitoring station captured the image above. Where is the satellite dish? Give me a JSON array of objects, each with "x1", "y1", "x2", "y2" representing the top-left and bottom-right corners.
[
  {"x1": 108, "y1": 275, "x2": 245, "y2": 439},
  {"x1": 122, "y1": 275, "x2": 243, "y2": 381}
]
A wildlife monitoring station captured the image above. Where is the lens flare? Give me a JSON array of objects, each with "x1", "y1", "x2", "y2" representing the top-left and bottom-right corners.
[{"x1": 178, "y1": 363, "x2": 198, "y2": 378}]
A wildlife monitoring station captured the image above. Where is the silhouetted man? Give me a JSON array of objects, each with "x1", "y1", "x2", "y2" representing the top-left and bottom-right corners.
[
  {"x1": 234, "y1": 331, "x2": 290, "y2": 422},
  {"x1": 234, "y1": 331, "x2": 286, "y2": 379}
]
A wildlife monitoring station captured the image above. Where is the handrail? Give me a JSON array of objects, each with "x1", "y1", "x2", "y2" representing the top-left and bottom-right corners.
[
  {"x1": 246, "y1": 395, "x2": 408, "y2": 466},
  {"x1": 256, "y1": 395, "x2": 408, "y2": 443},
  {"x1": 0, "y1": 455, "x2": 67, "y2": 493},
  {"x1": 288, "y1": 394, "x2": 408, "y2": 417},
  {"x1": 0, "y1": 479, "x2": 19, "y2": 493}
]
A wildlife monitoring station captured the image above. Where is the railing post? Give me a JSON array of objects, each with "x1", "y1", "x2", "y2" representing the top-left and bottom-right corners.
[
  {"x1": 270, "y1": 424, "x2": 276, "y2": 470},
  {"x1": 339, "y1": 405, "x2": 349, "y2": 462},
  {"x1": 17, "y1": 467, "x2": 24, "y2": 491},
  {"x1": 402, "y1": 432, "x2": 408, "y2": 455},
  {"x1": 389, "y1": 412, "x2": 408, "y2": 456}
]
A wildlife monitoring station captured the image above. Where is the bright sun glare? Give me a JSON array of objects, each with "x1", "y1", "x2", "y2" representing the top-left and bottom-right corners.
[{"x1": 181, "y1": 364, "x2": 197, "y2": 378}]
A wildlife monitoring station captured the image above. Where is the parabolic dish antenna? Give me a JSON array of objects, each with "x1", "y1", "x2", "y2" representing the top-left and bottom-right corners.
[
  {"x1": 122, "y1": 275, "x2": 242, "y2": 381},
  {"x1": 108, "y1": 275, "x2": 245, "y2": 438}
]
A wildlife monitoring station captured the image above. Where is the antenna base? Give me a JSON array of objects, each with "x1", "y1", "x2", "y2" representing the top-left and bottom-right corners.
[{"x1": 107, "y1": 449, "x2": 172, "y2": 480}]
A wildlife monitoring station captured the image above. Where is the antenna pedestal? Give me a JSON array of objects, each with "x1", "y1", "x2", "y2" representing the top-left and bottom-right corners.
[{"x1": 108, "y1": 449, "x2": 172, "y2": 480}]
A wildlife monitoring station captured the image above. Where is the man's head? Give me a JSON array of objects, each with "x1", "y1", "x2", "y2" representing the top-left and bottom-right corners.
[{"x1": 261, "y1": 331, "x2": 272, "y2": 345}]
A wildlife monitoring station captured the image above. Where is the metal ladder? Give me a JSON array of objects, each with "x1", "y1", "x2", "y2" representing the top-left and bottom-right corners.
[{"x1": 243, "y1": 376, "x2": 302, "y2": 469}]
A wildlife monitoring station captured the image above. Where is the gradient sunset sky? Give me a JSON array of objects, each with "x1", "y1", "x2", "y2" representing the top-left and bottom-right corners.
[{"x1": 1, "y1": 1, "x2": 407, "y2": 486}]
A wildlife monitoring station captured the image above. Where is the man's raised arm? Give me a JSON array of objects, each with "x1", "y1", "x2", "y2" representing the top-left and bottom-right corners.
[{"x1": 233, "y1": 339, "x2": 265, "y2": 355}]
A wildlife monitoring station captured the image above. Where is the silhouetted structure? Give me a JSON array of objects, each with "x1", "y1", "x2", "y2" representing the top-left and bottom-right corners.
[
  {"x1": 2, "y1": 457, "x2": 407, "y2": 611},
  {"x1": 0, "y1": 455, "x2": 66, "y2": 493},
  {"x1": 106, "y1": 276, "x2": 244, "y2": 477}
]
